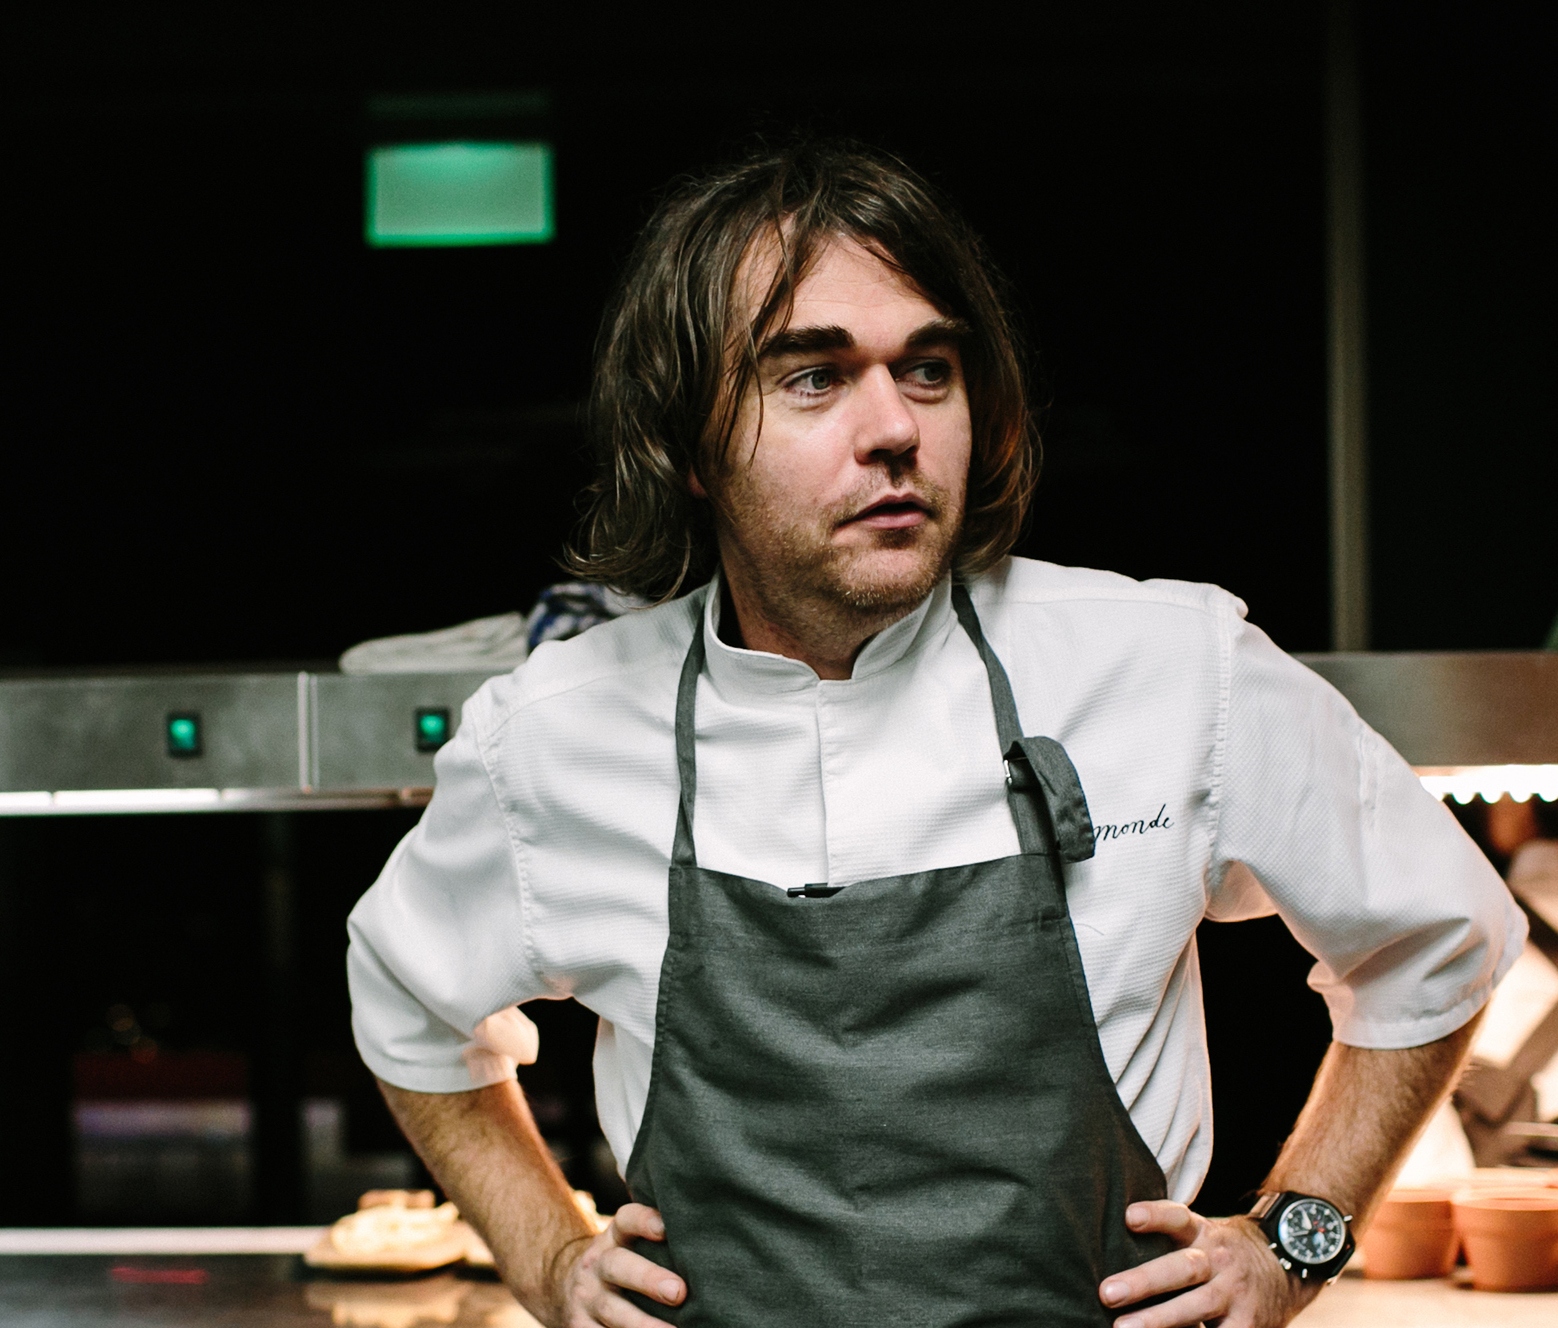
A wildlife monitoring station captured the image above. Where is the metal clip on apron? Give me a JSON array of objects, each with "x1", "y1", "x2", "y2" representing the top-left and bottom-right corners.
[{"x1": 625, "y1": 585, "x2": 1173, "y2": 1325}]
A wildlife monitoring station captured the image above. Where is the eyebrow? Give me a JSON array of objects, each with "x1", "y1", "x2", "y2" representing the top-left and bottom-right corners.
[{"x1": 756, "y1": 316, "x2": 971, "y2": 362}]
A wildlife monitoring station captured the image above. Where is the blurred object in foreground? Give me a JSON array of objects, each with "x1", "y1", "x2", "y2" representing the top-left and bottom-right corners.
[
  {"x1": 304, "y1": 1273, "x2": 471, "y2": 1328},
  {"x1": 306, "y1": 1189, "x2": 466, "y2": 1272},
  {"x1": 339, "y1": 584, "x2": 647, "y2": 675},
  {"x1": 305, "y1": 1187, "x2": 606, "y2": 1273}
]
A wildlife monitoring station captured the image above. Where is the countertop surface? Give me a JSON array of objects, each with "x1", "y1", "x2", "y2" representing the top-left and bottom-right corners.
[
  {"x1": 0, "y1": 1256, "x2": 542, "y2": 1328},
  {"x1": 3, "y1": 1253, "x2": 1557, "y2": 1326},
  {"x1": 1296, "y1": 1267, "x2": 1558, "y2": 1326}
]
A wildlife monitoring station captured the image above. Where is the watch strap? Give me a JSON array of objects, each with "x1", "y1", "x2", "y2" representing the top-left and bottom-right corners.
[{"x1": 1248, "y1": 1192, "x2": 1281, "y2": 1221}]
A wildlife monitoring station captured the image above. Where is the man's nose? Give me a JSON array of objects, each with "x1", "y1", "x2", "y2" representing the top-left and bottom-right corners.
[{"x1": 853, "y1": 366, "x2": 919, "y2": 464}]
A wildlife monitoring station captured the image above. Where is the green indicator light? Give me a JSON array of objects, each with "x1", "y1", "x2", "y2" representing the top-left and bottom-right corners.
[
  {"x1": 166, "y1": 712, "x2": 202, "y2": 758},
  {"x1": 366, "y1": 142, "x2": 554, "y2": 248},
  {"x1": 415, "y1": 707, "x2": 451, "y2": 753}
]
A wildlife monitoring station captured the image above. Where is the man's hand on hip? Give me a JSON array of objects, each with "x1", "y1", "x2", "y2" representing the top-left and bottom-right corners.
[
  {"x1": 1098, "y1": 1202, "x2": 1316, "y2": 1328},
  {"x1": 1101, "y1": 1019, "x2": 1489, "y2": 1326},
  {"x1": 375, "y1": 1080, "x2": 684, "y2": 1328},
  {"x1": 557, "y1": 1203, "x2": 684, "y2": 1327}
]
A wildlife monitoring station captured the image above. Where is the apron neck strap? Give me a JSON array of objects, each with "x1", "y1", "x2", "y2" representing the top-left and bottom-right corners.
[
  {"x1": 951, "y1": 584, "x2": 1054, "y2": 857},
  {"x1": 671, "y1": 611, "x2": 707, "y2": 868},
  {"x1": 950, "y1": 583, "x2": 1023, "y2": 751}
]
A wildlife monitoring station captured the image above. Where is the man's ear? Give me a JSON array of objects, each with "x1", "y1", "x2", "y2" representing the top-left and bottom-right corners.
[{"x1": 687, "y1": 467, "x2": 708, "y2": 499}]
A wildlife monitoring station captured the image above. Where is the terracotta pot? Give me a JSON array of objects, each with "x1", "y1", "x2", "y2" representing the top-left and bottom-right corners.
[
  {"x1": 1452, "y1": 1189, "x2": 1558, "y2": 1292},
  {"x1": 1361, "y1": 1188, "x2": 1458, "y2": 1280}
]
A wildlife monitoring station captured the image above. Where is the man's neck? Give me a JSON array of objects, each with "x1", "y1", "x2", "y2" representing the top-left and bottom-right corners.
[{"x1": 717, "y1": 575, "x2": 921, "y2": 681}]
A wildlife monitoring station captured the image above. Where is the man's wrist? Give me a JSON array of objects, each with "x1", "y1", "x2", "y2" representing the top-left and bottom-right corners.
[
  {"x1": 1249, "y1": 1191, "x2": 1356, "y2": 1284},
  {"x1": 533, "y1": 1231, "x2": 591, "y2": 1328},
  {"x1": 1229, "y1": 1214, "x2": 1329, "y2": 1323}
]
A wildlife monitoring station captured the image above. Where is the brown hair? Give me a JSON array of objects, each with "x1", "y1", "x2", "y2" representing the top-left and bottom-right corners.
[{"x1": 564, "y1": 140, "x2": 1038, "y2": 600}]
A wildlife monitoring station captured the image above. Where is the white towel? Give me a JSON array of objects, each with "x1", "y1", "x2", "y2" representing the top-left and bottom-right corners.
[
  {"x1": 339, "y1": 611, "x2": 531, "y2": 675},
  {"x1": 338, "y1": 584, "x2": 649, "y2": 675}
]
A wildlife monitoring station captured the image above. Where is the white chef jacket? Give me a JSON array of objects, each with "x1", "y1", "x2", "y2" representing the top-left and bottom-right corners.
[{"x1": 347, "y1": 557, "x2": 1523, "y2": 1203}]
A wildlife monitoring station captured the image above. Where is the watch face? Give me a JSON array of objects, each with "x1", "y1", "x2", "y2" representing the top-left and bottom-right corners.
[{"x1": 1277, "y1": 1198, "x2": 1347, "y2": 1265}]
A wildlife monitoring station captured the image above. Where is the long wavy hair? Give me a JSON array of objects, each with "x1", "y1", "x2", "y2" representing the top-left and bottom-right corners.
[{"x1": 564, "y1": 141, "x2": 1038, "y2": 601}]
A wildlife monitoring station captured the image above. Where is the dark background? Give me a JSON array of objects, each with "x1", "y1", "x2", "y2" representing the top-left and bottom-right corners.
[{"x1": 2, "y1": 2, "x2": 1552, "y2": 1225}]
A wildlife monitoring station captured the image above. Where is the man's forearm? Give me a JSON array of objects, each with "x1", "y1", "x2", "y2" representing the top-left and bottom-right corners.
[
  {"x1": 1261, "y1": 1008, "x2": 1485, "y2": 1231},
  {"x1": 1096, "y1": 1009, "x2": 1488, "y2": 1326},
  {"x1": 378, "y1": 1078, "x2": 594, "y2": 1321}
]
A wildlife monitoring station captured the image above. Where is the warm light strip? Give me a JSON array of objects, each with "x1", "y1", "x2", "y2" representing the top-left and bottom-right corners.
[
  {"x1": 1417, "y1": 765, "x2": 1558, "y2": 804},
  {"x1": 0, "y1": 791, "x2": 53, "y2": 812},
  {"x1": 52, "y1": 787, "x2": 224, "y2": 811},
  {"x1": 0, "y1": 1227, "x2": 323, "y2": 1255},
  {"x1": 0, "y1": 787, "x2": 435, "y2": 815}
]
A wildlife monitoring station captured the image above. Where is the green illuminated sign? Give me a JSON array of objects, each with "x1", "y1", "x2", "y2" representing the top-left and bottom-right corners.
[
  {"x1": 366, "y1": 142, "x2": 553, "y2": 247},
  {"x1": 415, "y1": 707, "x2": 451, "y2": 753},
  {"x1": 166, "y1": 713, "x2": 202, "y2": 758}
]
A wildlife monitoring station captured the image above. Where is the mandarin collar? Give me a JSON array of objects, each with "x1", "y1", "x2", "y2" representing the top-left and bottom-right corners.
[{"x1": 701, "y1": 570, "x2": 956, "y2": 697}]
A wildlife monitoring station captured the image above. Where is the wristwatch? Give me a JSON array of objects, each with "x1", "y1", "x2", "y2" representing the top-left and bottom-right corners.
[{"x1": 1249, "y1": 1191, "x2": 1355, "y2": 1283}]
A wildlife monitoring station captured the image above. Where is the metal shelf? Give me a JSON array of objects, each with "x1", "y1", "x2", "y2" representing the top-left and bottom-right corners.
[
  {"x1": 1, "y1": 654, "x2": 1553, "y2": 815},
  {"x1": 1296, "y1": 652, "x2": 1558, "y2": 768},
  {"x1": 0, "y1": 670, "x2": 499, "y2": 814}
]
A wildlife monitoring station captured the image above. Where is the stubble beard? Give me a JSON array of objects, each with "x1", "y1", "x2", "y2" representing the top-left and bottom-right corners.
[
  {"x1": 726, "y1": 472, "x2": 966, "y2": 639},
  {"x1": 823, "y1": 505, "x2": 961, "y2": 617}
]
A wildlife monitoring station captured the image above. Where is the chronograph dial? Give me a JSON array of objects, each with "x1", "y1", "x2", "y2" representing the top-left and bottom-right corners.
[
  {"x1": 1251, "y1": 1191, "x2": 1356, "y2": 1283},
  {"x1": 1277, "y1": 1198, "x2": 1348, "y2": 1263}
]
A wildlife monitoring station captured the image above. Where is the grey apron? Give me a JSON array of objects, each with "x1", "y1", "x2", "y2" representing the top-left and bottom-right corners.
[{"x1": 624, "y1": 585, "x2": 1173, "y2": 1325}]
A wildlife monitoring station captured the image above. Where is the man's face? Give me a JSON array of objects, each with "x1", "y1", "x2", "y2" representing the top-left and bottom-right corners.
[{"x1": 699, "y1": 237, "x2": 972, "y2": 631}]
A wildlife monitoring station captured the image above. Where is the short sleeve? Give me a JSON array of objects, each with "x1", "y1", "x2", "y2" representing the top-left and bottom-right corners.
[
  {"x1": 347, "y1": 689, "x2": 549, "y2": 1092},
  {"x1": 1208, "y1": 616, "x2": 1526, "y2": 1048}
]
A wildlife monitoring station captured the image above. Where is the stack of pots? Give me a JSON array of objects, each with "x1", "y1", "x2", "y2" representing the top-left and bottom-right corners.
[{"x1": 1361, "y1": 1180, "x2": 1558, "y2": 1291}]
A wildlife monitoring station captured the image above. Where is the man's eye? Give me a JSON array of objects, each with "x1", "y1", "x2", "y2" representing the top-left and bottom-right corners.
[
  {"x1": 792, "y1": 368, "x2": 834, "y2": 394},
  {"x1": 905, "y1": 360, "x2": 951, "y2": 386}
]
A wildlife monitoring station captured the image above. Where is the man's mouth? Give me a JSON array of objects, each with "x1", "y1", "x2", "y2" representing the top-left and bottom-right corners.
[{"x1": 842, "y1": 494, "x2": 932, "y2": 531}]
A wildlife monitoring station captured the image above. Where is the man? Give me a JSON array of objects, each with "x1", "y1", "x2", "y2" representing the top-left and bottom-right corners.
[{"x1": 348, "y1": 143, "x2": 1522, "y2": 1327}]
